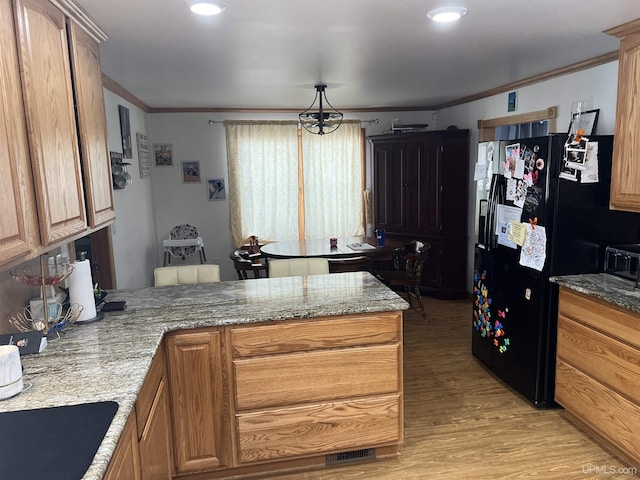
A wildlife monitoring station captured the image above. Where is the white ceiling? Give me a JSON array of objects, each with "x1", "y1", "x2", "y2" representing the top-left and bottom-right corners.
[{"x1": 75, "y1": 0, "x2": 637, "y2": 110}]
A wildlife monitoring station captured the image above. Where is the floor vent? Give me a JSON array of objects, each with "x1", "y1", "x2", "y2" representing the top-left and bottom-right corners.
[{"x1": 326, "y1": 448, "x2": 376, "y2": 466}]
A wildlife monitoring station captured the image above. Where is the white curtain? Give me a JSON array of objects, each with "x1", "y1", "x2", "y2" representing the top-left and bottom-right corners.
[
  {"x1": 302, "y1": 121, "x2": 364, "y2": 239},
  {"x1": 225, "y1": 121, "x2": 299, "y2": 246},
  {"x1": 225, "y1": 119, "x2": 364, "y2": 245}
]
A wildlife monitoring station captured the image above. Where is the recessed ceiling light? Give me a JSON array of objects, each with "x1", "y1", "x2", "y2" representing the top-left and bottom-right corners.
[
  {"x1": 190, "y1": 1, "x2": 227, "y2": 16},
  {"x1": 427, "y1": 6, "x2": 468, "y2": 23}
]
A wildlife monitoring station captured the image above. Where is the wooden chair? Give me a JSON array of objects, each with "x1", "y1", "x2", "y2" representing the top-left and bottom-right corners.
[
  {"x1": 375, "y1": 240, "x2": 430, "y2": 320},
  {"x1": 229, "y1": 250, "x2": 269, "y2": 279}
]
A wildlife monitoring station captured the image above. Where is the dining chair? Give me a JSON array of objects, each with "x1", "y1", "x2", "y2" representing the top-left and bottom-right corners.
[
  {"x1": 229, "y1": 250, "x2": 269, "y2": 279},
  {"x1": 375, "y1": 240, "x2": 430, "y2": 320},
  {"x1": 268, "y1": 258, "x2": 329, "y2": 278},
  {"x1": 154, "y1": 265, "x2": 220, "y2": 286}
]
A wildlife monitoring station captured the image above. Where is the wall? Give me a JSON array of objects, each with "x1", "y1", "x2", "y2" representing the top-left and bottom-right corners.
[
  {"x1": 103, "y1": 90, "x2": 157, "y2": 289},
  {"x1": 436, "y1": 61, "x2": 620, "y2": 291},
  {"x1": 146, "y1": 110, "x2": 436, "y2": 282}
]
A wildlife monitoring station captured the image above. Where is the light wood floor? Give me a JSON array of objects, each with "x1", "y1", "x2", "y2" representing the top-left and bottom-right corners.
[{"x1": 268, "y1": 296, "x2": 638, "y2": 480}]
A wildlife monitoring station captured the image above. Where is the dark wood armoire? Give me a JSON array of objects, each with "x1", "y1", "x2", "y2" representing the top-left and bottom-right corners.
[{"x1": 371, "y1": 129, "x2": 469, "y2": 299}]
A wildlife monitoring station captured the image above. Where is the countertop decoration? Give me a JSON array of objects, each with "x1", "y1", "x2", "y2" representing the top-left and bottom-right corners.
[{"x1": 0, "y1": 271, "x2": 408, "y2": 480}]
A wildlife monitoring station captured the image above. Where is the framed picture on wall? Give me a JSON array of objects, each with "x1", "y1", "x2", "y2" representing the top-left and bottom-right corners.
[
  {"x1": 182, "y1": 161, "x2": 201, "y2": 183},
  {"x1": 118, "y1": 105, "x2": 132, "y2": 159},
  {"x1": 153, "y1": 144, "x2": 173, "y2": 166},
  {"x1": 207, "y1": 178, "x2": 226, "y2": 200}
]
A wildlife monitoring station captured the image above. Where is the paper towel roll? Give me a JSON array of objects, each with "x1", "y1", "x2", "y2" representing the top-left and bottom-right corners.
[
  {"x1": 0, "y1": 345, "x2": 23, "y2": 400},
  {"x1": 69, "y1": 259, "x2": 97, "y2": 322}
]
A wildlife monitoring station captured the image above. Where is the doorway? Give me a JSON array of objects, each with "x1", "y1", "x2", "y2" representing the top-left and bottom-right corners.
[{"x1": 74, "y1": 226, "x2": 116, "y2": 290}]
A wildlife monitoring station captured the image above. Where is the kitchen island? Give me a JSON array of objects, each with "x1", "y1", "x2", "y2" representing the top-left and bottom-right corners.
[
  {"x1": 0, "y1": 271, "x2": 408, "y2": 479},
  {"x1": 551, "y1": 272, "x2": 640, "y2": 470}
]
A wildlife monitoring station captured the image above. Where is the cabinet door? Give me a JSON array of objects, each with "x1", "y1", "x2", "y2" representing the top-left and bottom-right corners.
[
  {"x1": 14, "y1": 0, "x2": 88, "y2": 245},
  {"x1": 610, "y1": 32, "x2": 640, "y2": 212},
  {"x1": 411, "y1": 141, "x2": 441, "y2": 235},
  {"x1": 0, "y1": 0, "x2": 38, "y2": 265},
  {"x1": 373, "y1": 143, "x2": 404, "y2": 233},
  {"x1": 166, "y1": 330, "x2": 227, "y2": 474},
  {"x1": 104, "y1": 413, "x2": 142, "y2": 480},
  {"x1": 139, "y1": 377, "x2": 174, "y2": 480},
  {"x1": 68, "y1": 20, "x2": 115, "y2": 228}
]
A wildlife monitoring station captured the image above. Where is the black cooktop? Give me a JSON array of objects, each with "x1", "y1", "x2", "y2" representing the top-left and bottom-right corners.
[{"x1": 0, "y1": 401, "x2": 118, "y2": 480}]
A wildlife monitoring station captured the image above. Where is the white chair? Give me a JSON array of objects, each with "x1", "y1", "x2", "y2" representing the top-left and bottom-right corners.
[
  {"x1": 154, "y1": 265, "x2": 220, "y2": 286},
  {"x1": 268, "y1": 258, "x2": 329, "y2": 278}
]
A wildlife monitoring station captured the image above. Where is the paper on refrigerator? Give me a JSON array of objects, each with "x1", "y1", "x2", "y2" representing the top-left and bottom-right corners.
[
  {"x1": 519, "y1": 223, "x2": 547, "y2": 271},
  {"x1": 495, "y1": 204, "x2": 522, "y2": 249}
]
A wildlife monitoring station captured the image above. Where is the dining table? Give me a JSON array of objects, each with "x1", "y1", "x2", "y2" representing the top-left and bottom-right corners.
[{"x1": 260, "y1": 236, "x2": 394, "y2": 260}]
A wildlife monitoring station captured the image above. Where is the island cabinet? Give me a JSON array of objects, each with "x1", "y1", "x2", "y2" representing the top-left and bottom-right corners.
[
  {"x1": 607, "y1": 18, "x2": 640, "y2": 212},
  {"x1": 104, "y1": 413, "x2": 142, "y2": 480},
  {"x1": 371, "y1": 130, "x2": 469, "y2": 299},
  {"x1": 0, "y1": 0, "x2": 40, "y2": 266},
  {"x1": 104, "y1": 343, "x2": 173, "y2": 480},
  {"x1": 165, "y1": 329, "x2": 229, "y2": 475},
  {"x1": 135, "y1": 342, "x2": 174, "y2": 479},
  {"x1": 227, "y1": 312, "x2": 403, "y2": 468},
  {"x1": 8, "y1": 0, "x2": 114, "y2": 253},
  {"x1": 555, "y1": 287, "x2": 640, "y2": 469}
]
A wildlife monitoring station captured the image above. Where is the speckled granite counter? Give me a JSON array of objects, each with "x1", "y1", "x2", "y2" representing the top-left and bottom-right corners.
[
  {"x1": 0, "y1": 272, "x2": 408, "y2": 480},
  {"x1": 550, "y1": 272, "x2": 640, "y2": 315}
]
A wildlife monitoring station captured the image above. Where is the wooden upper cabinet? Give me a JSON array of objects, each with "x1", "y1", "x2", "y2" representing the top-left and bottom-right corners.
[
  {"x1": 14, "y1": 0, "x2": 88, "y2": 245},
  {"x1": 0, "y1": 0, "x2": 38, "y2": 264},
  {"x1": 607, "y1": 19, "x2": 640, "y2": 212},
  {"x1": 68, "y1": 20, "x2": 115, "y2": 229}
]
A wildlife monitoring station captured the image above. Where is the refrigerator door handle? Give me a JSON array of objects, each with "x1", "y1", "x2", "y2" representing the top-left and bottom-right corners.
[{"x1": 486, "y1": 174, "x2": 499, "y2": 250}]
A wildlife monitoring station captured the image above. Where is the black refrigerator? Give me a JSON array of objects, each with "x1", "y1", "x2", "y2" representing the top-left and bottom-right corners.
[{"x1": 472, "y1": 134, "x2": 640, "y2": 407}]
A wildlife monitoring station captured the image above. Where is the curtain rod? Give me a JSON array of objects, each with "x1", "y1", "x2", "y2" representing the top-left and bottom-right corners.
[{"x1": 208, "y1": 118, "x2": 379, "y2": 125}]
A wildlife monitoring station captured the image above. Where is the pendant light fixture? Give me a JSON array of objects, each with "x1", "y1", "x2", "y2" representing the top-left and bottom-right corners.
[{"x1": 299, "y1": 84, "x2": 343, "y2": 135}]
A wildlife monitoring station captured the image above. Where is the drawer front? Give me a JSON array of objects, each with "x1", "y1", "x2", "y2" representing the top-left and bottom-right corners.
[
  {"x1": 559, "y1": 287, "x2": 640, "y2": 348},
  {"x1": 555, "y1": 360, "x2": 640, "y2": 464},
  {"x1": 558, "y1": 315, "x2": 640, "y2": 402},
  {"x1": 230, "y1": 312, "x2": 401, "y2": 357},
  {"x1": 234, "y1": 344, "x2": 400, "y2": 410},
  {"x1": 237, "y1": 394, "x2": 400, "y2": 463}
]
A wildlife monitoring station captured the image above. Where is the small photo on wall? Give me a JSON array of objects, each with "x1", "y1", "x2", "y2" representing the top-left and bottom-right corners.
[
  {"x1": 182, "y1": 161, "x2": 201, "y2": 183},
  {"x1": 207, "y1": 178, "x2": 226, "y2": 200},
  {"x1": 154, "y1": 144, "x2": 173, "y2": 166}
]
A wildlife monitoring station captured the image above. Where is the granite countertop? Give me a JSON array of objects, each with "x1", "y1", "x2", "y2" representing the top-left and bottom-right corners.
[
  {"x1": 0, "y1": 271, "x2": 408, "y2": 480},
  {"x1": 550, "y1": 272, "x2": 640, "y2": 315}
]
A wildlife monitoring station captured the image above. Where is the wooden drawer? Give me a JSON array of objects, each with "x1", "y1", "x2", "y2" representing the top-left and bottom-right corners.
[
  {"x1": 558, "y1": 315, "x2": 640, "y2": 402},
  {"x1": 234, "y1": 344, "x2": 400, "y2": 410},
  {"x1": 229, "y1": 312, "x2": 401, "y2": 358},
  {"x1": 555, "y1": 360, "x2": 640, "y2": 465},
  {"x1": 236, "y1": 394, "x2": 400, "y2": 463},
  {"x1": 135, "y1": 342, "x2": 165, "y2": 438},
  {"x1": 559, "y1": 287, "x2": 640, "y2": 348}
]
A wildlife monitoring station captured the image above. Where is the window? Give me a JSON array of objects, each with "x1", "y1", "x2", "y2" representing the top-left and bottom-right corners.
[{"x1": 225, "y1": 120, "x2": 364, "y2": 246}]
